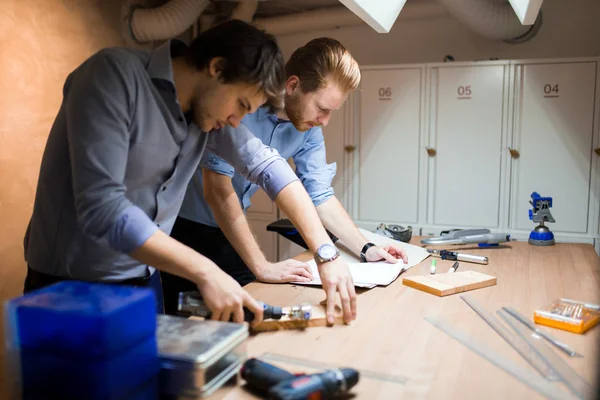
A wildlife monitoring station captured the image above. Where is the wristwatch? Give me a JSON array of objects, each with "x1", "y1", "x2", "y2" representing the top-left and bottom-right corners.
[
  {"x1": 360, "y1": 242, "x2": 377, "y2": 262},
  {"x1": 314, "y1": 243, "x2": 340, "y2": 264}
]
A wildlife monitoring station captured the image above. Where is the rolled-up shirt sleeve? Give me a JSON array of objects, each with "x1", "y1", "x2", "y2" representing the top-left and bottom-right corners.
[
  {"x1": 200, "y1": 150, "x2": 235, "y2": 178},
  {"x1": 205, "y1": 124, "x2": 299, "y2": 200},
  {"x1": 65, "y1": 51, "x2": 158, "y2": 253},
  {"x1": 292, "y1": 127, "x2": 336, "y2": 207}
]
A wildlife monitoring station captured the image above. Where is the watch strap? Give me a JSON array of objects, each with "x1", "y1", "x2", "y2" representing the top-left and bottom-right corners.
[{"x1": 360, "y1": 242, "x2": 377, "y2": 262}]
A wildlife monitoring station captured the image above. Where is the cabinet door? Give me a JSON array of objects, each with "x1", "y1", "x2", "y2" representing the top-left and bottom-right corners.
[
  {"x1": 358, "y1": 68, "x2": 422, "y2": 223},
  {"x1": 247, "y1": 189, "x2": 278, "y2": 262},
  {"x1": 510, "y1": 62, "x2": 597, "y2": 233},
  {"x1": 323, "y1": 97, "x2": 351, "y2": 210},
  {"x1": 430, "y1": 65, "x2": 506, "y2": 228},
  {"x1": 247, "y1": 214, "x2": 279, "y2": 263}
]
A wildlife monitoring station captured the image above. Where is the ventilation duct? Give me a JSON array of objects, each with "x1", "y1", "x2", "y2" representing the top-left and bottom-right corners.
[
  {"x1": 435, "y1": 0, "x2": 543, "y2": 43},
  {"x1": 254, "y1": 6, "x2": 362, "y2": 36},
  {"x1": 122, "y1": 0, "x2": 209, "y2": 44},
  {"x1": 254, "y1": 2, "x2": 447, "y2": 37}
]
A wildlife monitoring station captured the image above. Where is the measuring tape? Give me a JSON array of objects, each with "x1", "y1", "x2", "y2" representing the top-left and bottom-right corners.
[{"x1": 260, "y1": 353, "x2": 409, "y2": 385}]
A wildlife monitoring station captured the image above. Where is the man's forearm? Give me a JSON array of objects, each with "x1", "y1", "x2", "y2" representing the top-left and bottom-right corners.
[
  {"x1": 130, "y1": 229, "x2": 216, "y2": 285},
  {"x1": 316, "y1": 196, "x2": 368, "y2": 256},
  {"x1": 206, "y1": 184, "x2": 268, "y2": 275},
  {"x1": 275, "y1": 181, "x2": 336, "y2": 253}
]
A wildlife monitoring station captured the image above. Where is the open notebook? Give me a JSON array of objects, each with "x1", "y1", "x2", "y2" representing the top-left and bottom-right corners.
[{"x1": 292, "y1": 228, "x2": 430, "y2": 288}]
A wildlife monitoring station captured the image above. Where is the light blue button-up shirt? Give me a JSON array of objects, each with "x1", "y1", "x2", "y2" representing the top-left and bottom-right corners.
[
  {"x1": 179, "y1": 106, "x2": 336, "y2": 227},
  {"x1": 24, "y1": 41, "x2": 298, "y2": 282}
]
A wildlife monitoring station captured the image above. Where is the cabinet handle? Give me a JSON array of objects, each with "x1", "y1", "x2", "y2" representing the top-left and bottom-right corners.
[
  {"x1": 508, "y1": 148, "x2": 520, "y2": 159},
  {"x1": 595, "y1": 148, "x2": 600, "y2": 156},
  {"x1": 344, "y1": 145, "x2": 356, "y2": 153},
  {"x1": 426, "y1": 147, "x2": 436, "y2": 157}
]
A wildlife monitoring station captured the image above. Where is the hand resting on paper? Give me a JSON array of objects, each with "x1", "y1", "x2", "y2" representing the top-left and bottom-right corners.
[
  {"x1": 255, "y1": 259, "x2": 314, "y2": 283},
  {"x1": 365, "y1": 243, "x2": 409, "y2": 264}
]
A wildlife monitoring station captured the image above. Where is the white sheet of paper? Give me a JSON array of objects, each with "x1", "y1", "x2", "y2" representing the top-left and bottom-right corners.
[{"x1": 293, "y1": 228, "x2": 430, "y2": 288}]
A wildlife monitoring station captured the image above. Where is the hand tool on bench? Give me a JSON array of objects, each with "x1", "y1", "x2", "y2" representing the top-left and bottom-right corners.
[
  {"x1": 177, "y1": 291, "x2": 311, "y2": 323},
  {"x1": 426, "y1": 248, "x2": 488, "y2": 265},
  {"x1": 421, "y1": 229, "x2": 510, "y2": 246}
]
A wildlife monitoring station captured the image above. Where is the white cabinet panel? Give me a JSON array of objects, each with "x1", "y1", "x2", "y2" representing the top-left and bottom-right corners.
[
  {"x1": 358, "y1": 68, "x2": 422, "y2": 223},
  {"x1": 246, "y1": 188, "x2": 275, "y2": 216},
  {"x1": 510, "y1": 62, "x2": 597, "y2": 233},
  {"x1": 322, "y1": 99, "x2": 350, "y2": 210},
  {"x1": 248, "y1": 217, "x2": 278, "y2": 263},
  {"x1": 247, "y1": 188, "x2": 278, "y2": 263},
  {"x1": 278, "y1": 238, "x2": 306, "y2": 263},
  {"x1": 430, "y1": 65, "x2": 506, "y2": 228},
  {"x1": 275, "y1": 209, "x2": 310, "y2": 262}
]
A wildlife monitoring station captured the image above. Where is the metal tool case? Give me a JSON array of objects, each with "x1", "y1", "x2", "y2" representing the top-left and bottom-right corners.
[{"x1": 156, "y1": 315, "x2": 249, "y2": 398}]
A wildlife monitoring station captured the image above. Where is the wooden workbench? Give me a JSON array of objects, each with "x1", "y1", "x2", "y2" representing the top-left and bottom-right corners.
[{"x1": 210, "y1": 238, "x2": 600, "y2": 399}]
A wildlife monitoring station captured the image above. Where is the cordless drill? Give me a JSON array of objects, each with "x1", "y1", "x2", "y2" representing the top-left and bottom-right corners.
[{"x1": 241, "y1": 358, "x2": 359, "y2": 399}]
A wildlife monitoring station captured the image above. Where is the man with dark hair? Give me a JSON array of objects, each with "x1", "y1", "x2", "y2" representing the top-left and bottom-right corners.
[{"x1": 23, "y1": 20, "x2": 355, "y2": 326}]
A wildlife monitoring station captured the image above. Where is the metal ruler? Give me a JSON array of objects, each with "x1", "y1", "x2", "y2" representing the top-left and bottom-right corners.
[
  {"x1": 425, "y1": 316, "x2": 573, "y2": 400},
  {"x1": 497, "y1": 308, "x2": 593, "y2": 399},
  {"x1": 260, "y1": 353, "x2": 409, "y2": 385},
  {"x1": 502, "y1": 306, "x2": 582, "y2": 358},
  {"x1": 460, "y1": 295, "x2": 560, "y2": 381}
]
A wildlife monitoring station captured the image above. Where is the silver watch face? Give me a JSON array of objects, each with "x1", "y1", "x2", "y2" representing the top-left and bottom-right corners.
[{"x1": 318, "y1": 244, "x2": 338, "y2": 260}]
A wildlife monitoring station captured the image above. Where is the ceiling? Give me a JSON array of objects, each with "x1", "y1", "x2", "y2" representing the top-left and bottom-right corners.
[{"x1": 206, "y1": 0, "x2": 343, "y2": 19}]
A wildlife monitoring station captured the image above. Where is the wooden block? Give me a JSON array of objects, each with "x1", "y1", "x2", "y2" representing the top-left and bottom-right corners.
[
  {"x1": 402, "y1": 271, "x2": 496, "y2": 297},
  {"x1": 252, "y1": 304, "x2": 344, "y2": 333}
]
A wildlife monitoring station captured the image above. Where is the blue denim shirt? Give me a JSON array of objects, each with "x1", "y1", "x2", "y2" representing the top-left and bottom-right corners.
[
  {"x1": 24, "y1": 41, "x2": 298, "y2": 281},
  {"x1": 179, "y1": 106, "x2": 336, "y2": 227}
]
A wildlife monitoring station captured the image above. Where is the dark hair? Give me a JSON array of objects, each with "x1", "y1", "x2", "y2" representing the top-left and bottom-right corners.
[{"x1": 186, "y1": 19, "x2": 285, "y2": 111}]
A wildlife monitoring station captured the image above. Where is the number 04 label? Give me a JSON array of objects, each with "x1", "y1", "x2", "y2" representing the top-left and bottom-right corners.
[{"x1": 543, "y1": 84, "x2": 559, "y2": 98}]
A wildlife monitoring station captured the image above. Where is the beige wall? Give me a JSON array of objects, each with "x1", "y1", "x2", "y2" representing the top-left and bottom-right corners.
[
  {"x1": 276, "y1": 0, "x2": 600, "y2": 63},
  {"x1": 0, "y1": 0, "x2": 129, "y2": 393}
]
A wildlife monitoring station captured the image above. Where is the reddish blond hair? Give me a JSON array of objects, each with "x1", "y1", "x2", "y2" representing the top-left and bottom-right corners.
[{"x1": 285, "y1": 38, "x2": 360, "y2": 93}]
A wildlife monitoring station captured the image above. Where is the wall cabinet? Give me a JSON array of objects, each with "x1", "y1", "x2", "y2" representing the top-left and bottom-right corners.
[
  {"x1": 508, "y1": 61, "x2": 597, "y2": 235},
  {"x1": 428, "y1": 64, "x2": 507, "y2": 228},
  {"x1": 357, "y1": 67, "x2": 423, "y2": 224}
]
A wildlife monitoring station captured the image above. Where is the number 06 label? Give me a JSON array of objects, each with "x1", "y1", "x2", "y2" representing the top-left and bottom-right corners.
[{"x1": 378, "y1": 87, "x2": 392, "y2": 101}]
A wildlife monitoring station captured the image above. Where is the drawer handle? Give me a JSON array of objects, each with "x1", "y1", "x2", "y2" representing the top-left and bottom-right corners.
[
  {"x1": 595, "y1": 148, "x2": 600, "y2": 156},
  {"x1": 426, "y1": 147, "x2": 436, "y2": 157},
  {"x1": 509, "y1": 148, "x2": 520, "y2": 159},
  {"x1": 344, "y1": 145, "x2": 356, "y2": 153}
]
